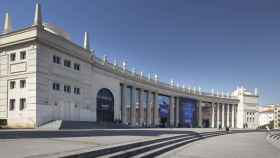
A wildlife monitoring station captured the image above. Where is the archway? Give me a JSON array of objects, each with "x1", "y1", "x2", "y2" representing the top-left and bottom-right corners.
[{"x1": 96, "y1": 88, "x2": 114, "y2": 122}]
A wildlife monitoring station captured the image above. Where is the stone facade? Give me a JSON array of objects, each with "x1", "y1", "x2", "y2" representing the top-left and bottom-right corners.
[
  {"x1": 0, "y1": 3, "x2": 259, "y2": 129},
  {"x1": 232, "y1": 87, "x2": 259, "y2": 128}
]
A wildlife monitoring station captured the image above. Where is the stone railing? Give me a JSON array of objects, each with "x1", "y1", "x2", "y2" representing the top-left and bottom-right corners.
[{"x1": 94, "y1": 55, "x2": 238, "y2": 100}]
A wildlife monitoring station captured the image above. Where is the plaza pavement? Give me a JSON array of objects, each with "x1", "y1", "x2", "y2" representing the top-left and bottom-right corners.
[
  {"x1": 160, "y1": 131, "x2": 280, "y2": 158},
  {"x1": 0, "y1": 128, "x2": 215, "y2": 158},
  {"x1": 0, "y1": 128, "x2": 275, "y2": 158}
]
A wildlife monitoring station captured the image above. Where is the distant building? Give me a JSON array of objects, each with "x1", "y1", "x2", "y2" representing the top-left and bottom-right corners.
[
  {"x1": 258, "y1": 105, "x2": 274, "y2": 126},
  {"x1": 274, "y1": 105, "x2": 280, "y2": 129}
]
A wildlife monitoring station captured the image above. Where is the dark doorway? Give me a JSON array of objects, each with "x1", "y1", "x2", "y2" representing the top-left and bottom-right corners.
[
  {"x1": 96, "y1": 88, "x2": 114, "y2": 122},
  {"x1": 202, "y1": 119, "x2": 210, "y2": 128}
]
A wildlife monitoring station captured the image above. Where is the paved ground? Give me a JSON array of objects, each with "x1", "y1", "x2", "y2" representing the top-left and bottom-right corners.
[
  {"x1": 0, "y1": 128, "x2": 215, "y2": 158},
  {"x1": 0, "y1": 128, "x2": 268, "y2": 158},
  {"x1": 160, "y1": 132, "x2": 280, "y2": 158}
]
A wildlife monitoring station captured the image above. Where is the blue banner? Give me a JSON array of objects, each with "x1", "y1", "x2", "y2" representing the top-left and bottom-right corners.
[
  {"x1": 183, "y1": 103, "x2": 194, "y2": 126},
  {"x1": 180, "y1": 99, "x2": 197, "y2": 127},
  {"x1": 159, "y1": 96, "x2": 169, "y2": 118}
]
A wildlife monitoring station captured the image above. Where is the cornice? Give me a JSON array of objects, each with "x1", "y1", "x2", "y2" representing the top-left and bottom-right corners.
[{"x1": 0, "y1": 26, "x2": 240, "y2": 103}]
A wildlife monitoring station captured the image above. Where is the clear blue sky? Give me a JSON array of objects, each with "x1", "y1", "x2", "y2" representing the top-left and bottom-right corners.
[{"x1": 1, "y1": 0, "x2": 280, "y2": 105}]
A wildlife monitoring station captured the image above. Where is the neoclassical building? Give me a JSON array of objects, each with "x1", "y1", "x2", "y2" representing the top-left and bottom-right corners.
[{"x1": 0, "y1": 3, "x2": 259, "y2": 128}]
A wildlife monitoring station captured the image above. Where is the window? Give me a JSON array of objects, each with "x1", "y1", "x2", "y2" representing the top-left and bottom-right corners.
[
  {"x1": 20, "y1": 51, "x2": 26, "y2": 60},
  {"x1": 74, "y1": 87, "x2": 80, "y2": 95},
  {"x1": 64, "y1": 85, "x2": 71, "y2": 93},
  {"x1": 10, "y1": 53, "x2": 16, "y2": 61},
  {"x1": 10, "y1": 81, "x2": 16, "y2": 89},
  {"x1": 53, "y1": 55, "x2": 61, "y2": 64},
  {"x1": 19, "y1": 98, "x2": 26, "y2": 110},
  {"x1": 74, "y1": 63, "x2": 80, "y2": 71},
  {"x1": 20, "y1": 80, "x2": 26, "y2": 88},
  {"x1": 52, "y1": 82, "x2": 60, "y2": 91},
  {"x1": 64, "y1": 59, "x2": 71, "y2": 68},
  {"x1": 9, "y1": 99, "x2": 15, "y2": 111}
]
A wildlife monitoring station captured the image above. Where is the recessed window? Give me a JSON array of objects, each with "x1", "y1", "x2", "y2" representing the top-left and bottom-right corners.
[
  {"x1": 74, "y1": 87, "x2": 80, "y2": 95},
  {"x1": 64, "y1": 85, "x2": 71, "y2": 93},
  {"x1": 10, "y1": 53, "x2": 16, "y2": 62},
  {"x1": 53, "y1": 55, "x2": 61, "y2": 64},
  {"x1": 52, "y1": 82, "x2": 60, "y2": 91},
  {"x1": 9, "y1": 99, "x2": 15, "y2": 111},
  {"x1": 10, "y1": 81, "x2": 16, "y2": 89},
  {"x1": 74, "y1": 63, "x2": 80, "y2": 71},
  {"x1": 20, "y1": 51, "x2": 26, "y2": 60},
  {"x1": 20, "y1": 80, "x2": 26, "y2": 88},
  {"x1": 19, "y1": 98, "x2": 26, "y2": 110},
  {"x1": 64, "y1": 59, "x2": 71, "y2": 68}
]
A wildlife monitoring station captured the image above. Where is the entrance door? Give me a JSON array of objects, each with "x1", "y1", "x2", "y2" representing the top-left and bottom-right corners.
[
  {"x1": 96, "y1": 88, "x2": 114, "y2": 122},
  {"x1": 202, "y1": 119, "x2": 210, "y2": 128},
  {"x1": 202, "y1": 106, "x2": 211, "y2": 128}
]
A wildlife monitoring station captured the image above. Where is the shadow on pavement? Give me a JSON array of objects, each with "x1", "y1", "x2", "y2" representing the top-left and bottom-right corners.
[{"x1": 0, "y1": 129, "x2": 198, "y2": 139}]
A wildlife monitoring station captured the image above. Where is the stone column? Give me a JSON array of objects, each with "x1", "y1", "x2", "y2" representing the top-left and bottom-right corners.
[
  {"x1": 227, "y1": 104, "x2": 230, "y2": 127},
  {"x1": 154, "y1": 92, "x2": 159, "y2": 126},
  {"x1": 131, "y1": 86, "x2": 136, "y2": 126},
  {"x1": 211, "y1": 102, "x2": 215, "y2": 128},
  {"x1": 121, "y1": 83, "x2": 127, "y2": 124},
  {"x1": 231, "y1": 104, "x2": 234, "y2": 128},
  {"x1": 140, "y1": 89, "x2": 145, "y2": 126},
  {"x1": 222, "y1": 103, "x2": 225, "y2": 128},
  {"x1": 232, "y1": 104, "x2": 236, "y2": 128},
  {"x1": 146, "y1": 91, "x2": 152, "y2": 126},
  {"x1": 198, "y1": 101, "x2": 202, "y2": 127},
  {"x1": 217, "y1": 103, "x2": 220, "y2": 128},
  {"x1": 176, "y1": 97, "x2": 180, "y2": 127},
  {"x1": 170, "y1": 96, "x2": 175, "y2": 127}
]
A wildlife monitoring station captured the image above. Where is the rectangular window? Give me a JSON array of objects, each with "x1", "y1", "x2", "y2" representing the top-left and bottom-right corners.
[
  {"x1": 74, "y1": 63, "x2": 80, "y2": 71},
  {"x1": 20, "y1": 80, "x2": 26, "y2": 88},
  {"x1": 20, "y1": 51, "x2": 26, "y2": 60},
  {"x1": 64, "y1": 59, "x2": 71, "y2": 68},
  {"x1": 74, "y1": 87, "x2": 80, "y2": 95},
  {"x1": 9, "y1": 99, "x2": 15, "y2": 111},
  {"x1": 64, "y1": 85, "x2": 71, "y2": 93},
  {"x1": 53, "y1": 55, "x2": 61, "y2": 64},
  {"x1": 19, "y1": 98, "x2": 26, "y2": 110},
  {"x1": 10, "y1": 81, "x2": 16, "y2": 89},
  {"x1": 52, "y1": 82, "x2": 60, "y2": 91},
  {"x1": 10, "y1": 53, "x2": 16, "y2": 61}
]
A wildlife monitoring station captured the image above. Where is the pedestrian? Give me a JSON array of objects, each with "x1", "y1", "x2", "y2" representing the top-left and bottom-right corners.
[
  {"x1": 266, "y1": 125, "x2": 270, "y2": 135},
  {"x1": 225, "y1": 126, "x2": 230, "y2": 133}
]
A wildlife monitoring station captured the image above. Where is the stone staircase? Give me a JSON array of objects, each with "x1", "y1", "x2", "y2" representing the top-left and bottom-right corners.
[
  {"x1": 267, "y1": 132, "x2": 280, "y2": 149},
  {"x1": 39, "y1": 120, "x2": 131, "y2": 130}
]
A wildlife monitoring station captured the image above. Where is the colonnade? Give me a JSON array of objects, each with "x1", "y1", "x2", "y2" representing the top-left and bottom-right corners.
[
  {"x1": 121, "y1": 83, "x2": 157, "y2": 127},
  {"x1": 120, "y1": 83, "x2": 237, "y2": 128},
  {"x1": 210, "y1": 103, "x2": 237, "y2": 128}
]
